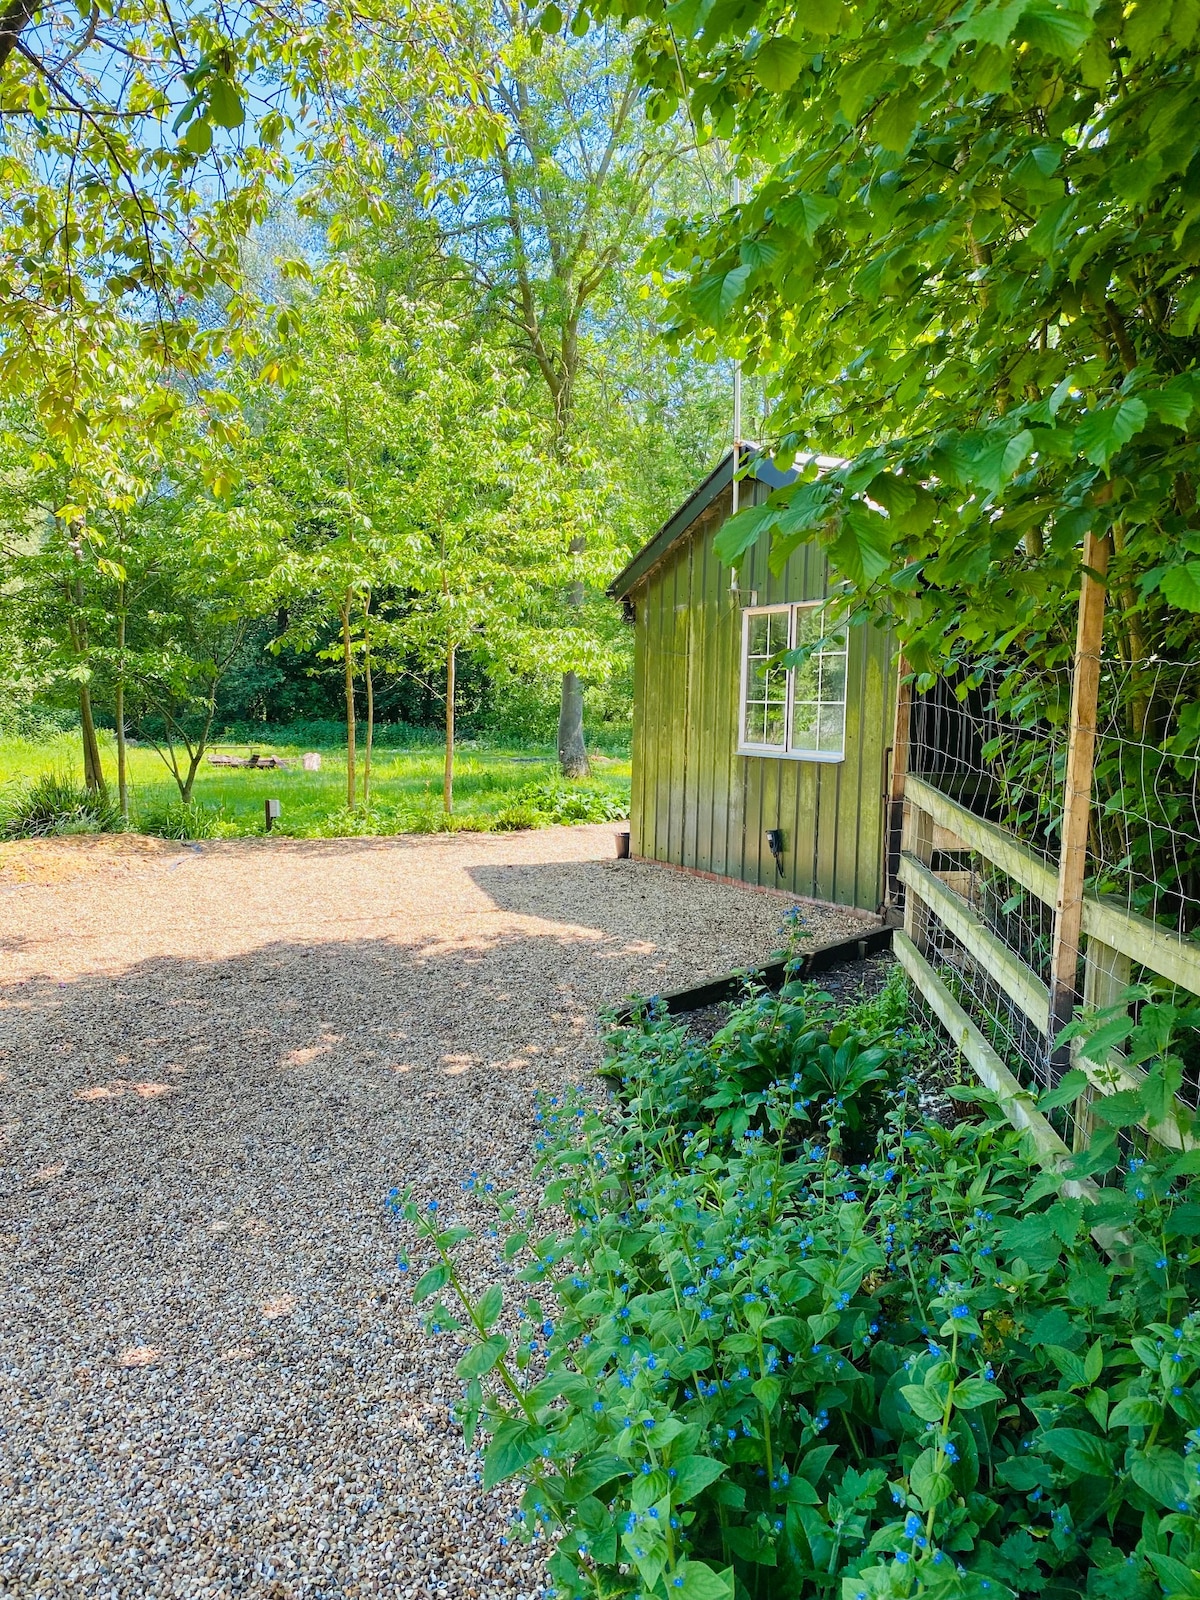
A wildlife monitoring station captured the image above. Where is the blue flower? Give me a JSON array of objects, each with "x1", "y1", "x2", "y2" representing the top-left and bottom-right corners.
[{"x1": 904, "y1": 1513, "x2": 922, "y2": 1538}]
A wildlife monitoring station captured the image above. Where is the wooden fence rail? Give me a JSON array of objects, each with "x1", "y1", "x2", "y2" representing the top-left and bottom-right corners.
[{"x1": 899, "y1": 775, "x2": 1200, "y2": 1159}]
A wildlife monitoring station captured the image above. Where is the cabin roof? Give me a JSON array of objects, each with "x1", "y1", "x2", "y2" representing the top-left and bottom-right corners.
[{"x1": 607, "y1": 444, "x2": 843, "y2": 601}]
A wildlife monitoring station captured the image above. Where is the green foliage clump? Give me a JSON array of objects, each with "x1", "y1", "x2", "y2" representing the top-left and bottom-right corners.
[
  {"x1": 136, "y1": 800, "x2": 223, "y2": 841},
  {"x1": 394, "y1": 969, "x2": 1200, "y2": 1600},
  {"x1": 2, "y1": 773, "x2": 122, "y2": 838},
  {"x1": 493, "y1": 777, "x2": 629, "y2": 830}
]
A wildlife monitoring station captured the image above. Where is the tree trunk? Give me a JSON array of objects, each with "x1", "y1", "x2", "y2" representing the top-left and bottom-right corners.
[
  {"x1": 341, "y1": 598, "x2": 356, "y2": 810},
  {"x1": 115, "y1": 603, "x2": 128, "y2": 822},
  {"x1": 364, "y1": 632, "x2": 374, "y2": 811},
  {"x1": 558, "y1": 671, "x2": 588, "y2": 778},
  {"x1": 79, "y1": 682, "x2": 107, "y2": 797},
  {"x1": 444, "y1": 643, "x2": 456, "y2": 816},
  {"x1": 558, "y1": 535, "x2": 589, "y2": 778}
]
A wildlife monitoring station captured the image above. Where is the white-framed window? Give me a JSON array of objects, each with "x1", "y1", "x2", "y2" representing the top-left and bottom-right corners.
[{"x1": 738, "y1": 603, "x2": 848, "y2": 762}]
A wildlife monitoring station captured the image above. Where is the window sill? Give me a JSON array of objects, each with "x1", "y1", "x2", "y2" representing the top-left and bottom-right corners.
[{"x1": 737, "y1": 746, "x2": 846, "y2": 764}]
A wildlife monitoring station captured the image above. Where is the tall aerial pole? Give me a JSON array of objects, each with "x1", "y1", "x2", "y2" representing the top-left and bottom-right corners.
[{"x1": 731, "y1": 172, "x2": 742, "y2": 519}]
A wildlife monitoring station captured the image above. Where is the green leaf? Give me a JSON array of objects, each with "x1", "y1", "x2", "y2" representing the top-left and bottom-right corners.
[
  {"x1": 1131, "y1": 1446, "x2": 1193, "y2": 1510},
  {"x1": 1017, "y1": 1, "x2": 1094, "y2": 57},
  {"x1": 1160, "y1": 560, "x2": 1200, "y2": 613},
  {"x1": 873, "y1": 88, "x2": 923, "y2": 152},
  {"x1": 954, "y1": 1377, "x2": 1006, "y2": 1409},
  {"x1": 754, "y1": 36, "x2": 807, "y2": 90},
  {"x1": 672, "y1": 1454, "x2": 729, "y2": 1501},
  {"x1": 777, "y1": 190, "x2": 835, "y2": 240},
  {"x1": 483, "y1": 1418, "x2": 544, "y2": 1490},
  {"x1": 955, "y1": 0, "x2": 1026, "y2": 47},
  {"x1": 671, "y1": 1561, "x2": 735, "y2": 1599},
  {"x1": 1040, "y1": 1427, "x2": 1112, "y2": 1478},
  {"x1": 183, "y1": 117, "x2": 213, "y2": 155},
  {"x1": 1146, "y1": 1552, "x2": 1200, "y2": 1597},
  {"x1": 413, "y1": 1263, "x2": 450, "y2": 1303},
  {"x1": 456, "y1": 1334, "x2": 508, "y2": 1379},
  {"x1": 830, "y1": 502, "x2": 890, "y2": 587},
  {"x1": 910, "y1": 1445, "x2": 954, "y2": 1505},
  {"x1": 752, "y1": 1375, "x2": 782, "y2": 1410},
  {"x1": 1074, "y1": 398, "x2": 1149, "y2": 468},
  {"x1": 901, "y1": 1382, "x2": 947, "y2": 1422},
  {"x1": 478, "y1": 1284, "x2": 504, "y2": 1328},
  {"x1": 207, "y1": 76, "x2": 244, "y2": 130},
  {"x1": 713, "y1": 501, "x2": 777, "y2": 567},
  {"x1": 1108, "y1": 1396, "x2": 1161, "y2": 1429},
  {"x1": 538, "y1": 3, "x2": 563, "y2": 29}
]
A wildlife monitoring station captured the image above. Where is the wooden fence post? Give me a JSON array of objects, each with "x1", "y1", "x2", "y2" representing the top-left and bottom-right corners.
[
  {"x1": 887, "y1": 654, "x2": 912, "y2": 911},
  {"x1": 1048, "y1": 528, "x2": 1111, "y2": 1077}
]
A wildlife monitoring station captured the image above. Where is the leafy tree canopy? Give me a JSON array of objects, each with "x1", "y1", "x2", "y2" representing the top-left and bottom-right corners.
[{"x1": 590, "y1": 0, "x2": 1200, "y2": 677}]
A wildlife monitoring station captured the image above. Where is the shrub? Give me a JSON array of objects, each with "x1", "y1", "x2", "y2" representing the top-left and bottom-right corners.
[
  {"x1": 136, "y1": 800, "x2": 223, "y2": 840},
  {"x1": 394, "y1": 966, "x2": 1200, "y2": 1600},
  {"x1": 2, "y1": 772, "x2": 122, "y2": 837},
  {"x1": 493, "y1": 777, "x2": 629, "y2": 830}
]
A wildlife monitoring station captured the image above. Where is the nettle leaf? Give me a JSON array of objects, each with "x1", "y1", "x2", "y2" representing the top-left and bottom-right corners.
[
  {"x1": 754, "y1": 35, "x2": 807, "y2": 90},
  {"x1": 1131, "y1": 1446, "x2": 1193, "y2": 1510},
  {"x1": 1040, "y1": 1427, "x2": 1112, "y2": 1478},
  {"x1": 1074, "y1": 398, "x2": 1149, "y2": 467},
  {"x1": 1160, "y1": 560, "x2": 1200, "y2": 613}
]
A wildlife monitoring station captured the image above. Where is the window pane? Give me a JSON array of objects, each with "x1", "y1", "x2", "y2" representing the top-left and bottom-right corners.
[
  {"x1": 818, "y1": 651, "x2": 846, "y2": 703},
  {"x1": 791, "y1": 699, "x2": 818, "y2": 752},
  {"x1": 818, "y1": 703, "x2": 846, "y2": 755},
  {"x1": 743, "y1": 611, "x2": 788, "y2": 748}
]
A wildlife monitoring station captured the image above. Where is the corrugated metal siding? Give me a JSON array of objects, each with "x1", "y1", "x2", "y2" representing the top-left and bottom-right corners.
[{"x1": 629, "y1": 483, "x2": 895, "y2": 912}]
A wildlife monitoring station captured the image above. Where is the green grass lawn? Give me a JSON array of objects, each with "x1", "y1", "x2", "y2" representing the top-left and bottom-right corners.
[{"x1": 0, "y1": 730, "x2": 631, "y2": 839}]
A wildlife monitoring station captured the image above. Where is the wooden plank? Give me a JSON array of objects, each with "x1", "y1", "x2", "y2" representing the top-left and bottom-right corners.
[
  {"x1": 904, "y1": 775, "x2": 1059, "y2": 904},
  {"x1": 893, "y1": 932, "x2": 1127, "y2": 1254},
  {"x1": 899, "y1": 852, "x2": 1051, "y2": 1031},
  {"x1": 887, "y1": 652, "x2": 911, "y2": 906},
  {"x1": 905, "y1": 774, "x2": 1200, "y2": 997},
  {"x1": 1048, "y1": 529, "x2": 1111, "y2": 1054},
  {"x1": 1080, "y1": 897, "x2": 1200, "y2": 998},
  {"x1": 895, "y1": 932, "x2": 1074, "y2": 1164}
]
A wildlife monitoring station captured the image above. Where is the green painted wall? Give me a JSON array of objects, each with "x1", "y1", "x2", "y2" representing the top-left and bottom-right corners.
[{"x1": 629, "y1": 481, "x2": 896, "y2": 911}]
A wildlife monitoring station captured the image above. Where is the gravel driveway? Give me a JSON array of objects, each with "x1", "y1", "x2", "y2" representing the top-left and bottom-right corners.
[{"x1": 0, "y1": 825, "x2": 872, "y2": 1600}]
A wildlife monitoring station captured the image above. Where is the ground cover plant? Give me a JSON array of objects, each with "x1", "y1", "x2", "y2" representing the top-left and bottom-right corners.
[
  {"x1": 396, "y1": 956, "x2": 1200, "y2": 1600},
  {"x1": 0, "y1": 732, "x2": 630, "y2": 840}
]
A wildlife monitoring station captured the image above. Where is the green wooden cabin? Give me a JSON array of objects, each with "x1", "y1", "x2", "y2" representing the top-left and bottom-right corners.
[{"x1": 609, "y1": 448, "x2": 896, "y2": 913}]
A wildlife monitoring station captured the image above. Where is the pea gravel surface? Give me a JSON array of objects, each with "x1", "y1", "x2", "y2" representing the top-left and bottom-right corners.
[{"x1": 0, "y1": 825, "x2": 876, "y2": 1600}]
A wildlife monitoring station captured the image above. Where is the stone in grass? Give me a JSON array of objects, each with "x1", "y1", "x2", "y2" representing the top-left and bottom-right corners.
[{"x1": 302, "y1": 753, "x2": 321, "y2": 771}]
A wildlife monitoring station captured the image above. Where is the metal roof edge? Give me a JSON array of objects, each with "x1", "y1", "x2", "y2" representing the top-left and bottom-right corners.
[{"x1": 607, "y1": 446, "x2": 846, "y2": 602}]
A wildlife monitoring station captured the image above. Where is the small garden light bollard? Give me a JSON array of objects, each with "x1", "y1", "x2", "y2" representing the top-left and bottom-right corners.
[{"x1": 265, "y1": 798, "x2": 281, "y2": 833}]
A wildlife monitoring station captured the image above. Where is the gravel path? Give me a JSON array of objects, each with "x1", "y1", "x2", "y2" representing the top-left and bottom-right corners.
[{"x1": 0, "y1": 826, "x2": 874, "y2": 1600}]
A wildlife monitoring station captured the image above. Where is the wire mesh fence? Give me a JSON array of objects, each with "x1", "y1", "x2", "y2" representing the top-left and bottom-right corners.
[{"x1": 897, "y1": 655, "x2": 1200, "y2": 1138}]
